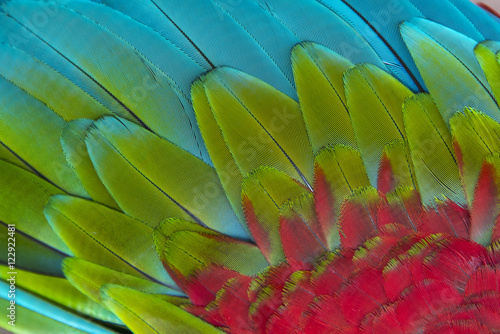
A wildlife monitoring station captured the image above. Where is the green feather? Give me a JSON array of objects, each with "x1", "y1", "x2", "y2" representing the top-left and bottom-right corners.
[
  {"x1": 401, "y1": 19, "x2": 500, "y2": 124},
  {"x1": 242, "y1": 166, "x2": 310, "y2": 265},
  {"x1": 0, "y1": 77, "x2": 87, "y2": 196},
  {"x1": 450, "y1": 109, "x2": 500, "y2": 206},
  {"x1": 156, "y1": 229, "x2": 268, "y2": 278},
  {"x1": 475, "y1": 40, "x2": 500, "y2": 106},
  {"x1": 0, "y1": 223, "x2": 66, "y2": 277},
  {"x1": 345, "y1": 64, "x2": 413, "y2": 185},
  {"x1": 292, "y1": 42, "x2": 356, "y2": 153},
  {"x1": 404, "y1": 94, "x2": 464, "y2": 205},
  {"x1": 0, "y1": 265, "x2": 119, "y2": 324},
  {"x1": 44, "y1": 195, "x2": 176, "y2": 288},
  {"x1": 313, "y1": 145, "x2": 370, "y2": 248},
  {"x1": 0, "y1": 42, "x2": 110, "y2": 121},
  {"x1": 101, "y1": 285, "x2": 223, "y2": 334},
  {"x1": 0, "y1": 160, "x2": 69, "y2": 254},
  {"x1": 60, "y1": 119, "x2": 119, "y2": 209},
  {"x1": 198, "y1": 67, "x2": 314, "y2": 188},
  {"x1": 192, "y1": 79, "x2": 246, "y2": 226},
  {"x1": 86, "y1": 117, "x2": 246, "y2": 239},
  {"x1": 63, "y1": 258, "x2": 184, "y2": 304}
]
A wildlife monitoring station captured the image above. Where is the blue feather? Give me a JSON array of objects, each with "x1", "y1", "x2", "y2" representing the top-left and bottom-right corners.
[
  {"x1": 318, "y1": 0, "x2": 424, "y2": 92},
  {"x1": 2, "y1": 1, "x2": 207, "y2": 162},
  {"x1": 0, "y1": 13, "x2": 131, "y2": 119},
  {"x1": 103, "y1": 0, "x2": 297, "y2": 98},
  {"x1": 448, "y1": 0, "x2": 500, "y2": 40},
  {"x1": 64, "y1": 0, "x2": 212, "y2": 163},
  {"x1": 254, "y1": 0, "x2": 388, "y2": 69},
  {"x1": 406, "y1": 0, "x2": 484, "y2": 41}
]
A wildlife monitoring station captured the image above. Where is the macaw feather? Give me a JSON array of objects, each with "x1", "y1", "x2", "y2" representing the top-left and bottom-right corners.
[
  {"x1": 313, "y1": 145, "x2": 370, "y2": 249},
  {"x1": 61, "y1": 119, "x2": 119, "y2": 209},
  {"x1": 401, "y1": 18, "x2": 500, "y2": 124},
  {"x1": 0, "y1": 265, "x2": 120, "y2": 324},
  {"x1": 292, "y1": 42, "x2": 357, "y2": 153},
  {"x1": 101, "y1": 285, "x2": 223, "y2": 334},
  {"x1": 345, "y1": 63, "x2": 413, "y2": 185},
  {"x1": 404, "y1": 93, "x2": 464, "y2": 205},
  {"x1": 44, "y1": 195, "x2": 176, "y2": 287},
  {"x1": 63, "y1": 258, "x2": 184, "y2": 305},
  {"x1": 242, "y1": 166, "x2": 310, "y2": 265}
]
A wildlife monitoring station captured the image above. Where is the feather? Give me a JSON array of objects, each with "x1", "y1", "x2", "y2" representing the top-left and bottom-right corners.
[
  {"x1": 242, "y1": 167, "x2": 309, "y2": 265},
  {"x1": 192, "y1": 79, "x2": 246, "y2": 225},
  {"x1": 86, "y1": 117, "x2": 247, "y2": 239},
  {"x1": 475, "y1": 40, "x2": 500, "y2": 105},
  {"x1": 0, "y1": 42, "x2": 109, "y2": 120},
  {"x1": 65, "y1": 1, "x2": 206, "y2": 102},
  {"x1": 0, "y1": 13, "x2": 131, "y2": 119},
  {"x1": 382, "y1": 187, "x2": 422, "y2": 232},
  {"x1": 60, "y1": 120, "x2": 119, "y2": 209},
  {"x1": 403, "y1": 93, "x2": 464, "y2": 205},
  {"x1": 450, "y1": 109, "x2": 500, "y2": 206},
  {"x1": 401, "y1": 18, "x2": 500, "y2": 124},
  {"x1": 0, "y1": 281, "x2": 116, "y2": 334},
  {"x1": 465, "y1": 265, "x2": 500, "y2": 297},
  {"x1": 378, "y1": 140, "x2": 415, "y2": 194},
  {"x1": 0, "y1": 160, "x2": 69, "y2": 254},
  {"x1": 0, "y1": 223, "x2": 66, "y2": 277},
  {"x1": 254, "y1": 0, "x2": 387, "y2": 66},
  {"x1": 2, "y1": 1, "x2": 204, "y2": 159},
  {"x1": 214, "y1": 276, "x2": 253, "y2": 331},
  {"x1": 313, "y1": 145, "x2": 370, "y2": 249},
  {"x1": 181, "y1": 265, "x2": 242, "y2": 306},
  {"x1": 64, "y1": 0, "x2": 211, "y2": 163},
  {"x1": 292, "y1": 42, "x2": 357, "y2": 153},
  {"x1": 107, "y1": 0, "x2": 297, "y2": 99},
  {"x1": 337, "y1": 267, "x2": 388, "y2": 325},
  {"x1": 318, "y1": 0, "x2": 425, "y2": 91},
  {"x1": 407, "y1": 0, "x2": 484, "y2": 40},
  {"x1": 0, "y1": 265, "x2": 119, "y2": 324},
  {"x1": 345, "y1": 63, "x2": 413, "y2": 185},
  {"x1": 100, "y1": 0, "x2": 212, "y2": 71},
  {"x1": 44, "y1": 195, "x2": 177, "y2": 288},
  {"x1": 448, "y1": 0, "x2": 500, "y2": 40},
  {"x1": 338, "y1": 187, "x2": 383, "y2": 249},
  {"x1": 279, "y1": 193, "x2": 327, "y2": 265},
  {"x1": 101, "y1": 285, "x2": 223, "y2": 334},
  {"x1": 470, "y1": 155, "x2": 500, "y2": 245},
  {"x1": 198, "y1": 67, "x2": 314, "y2": 187},
  {"x1": 63, "y1": 258, "x2": 184, "y2": 304},
  {"x1": 419, "y1": 200, "x2": 470, "y2": 238},
  {"x1": 158, "y1": 230, "x2": 268, "y2": 279},
  {"x1": 0, "y1": 76, "x2": 87, "y2": 196}
]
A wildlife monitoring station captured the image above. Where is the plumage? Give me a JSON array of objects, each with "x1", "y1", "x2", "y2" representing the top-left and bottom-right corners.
[{"x1": 1, "y1": 0, "x2": 500, "y2": 333}]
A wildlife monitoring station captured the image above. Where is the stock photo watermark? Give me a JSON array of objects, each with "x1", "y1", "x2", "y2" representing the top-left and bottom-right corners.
[{"x1": 6, "y1": 224, "x2": 16, "y2": 327}]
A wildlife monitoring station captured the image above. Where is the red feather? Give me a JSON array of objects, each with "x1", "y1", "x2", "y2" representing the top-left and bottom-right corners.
[
  {"x1": 279, "y1": 214, "x2": 326, "y2": 266},
  {"x1": 338, "y1": 190, "x2": 382, "y2": 248},
  {"x1": 419, "y1": 200, "x2": 470, "y2": 238},
  {"x1": 311, "y1": 250, "x2": 355, "y2": 296},
  {"x1": 471, "y1": 160, "x2": 499, "y2": 244},
  {"x1": 183, "y1": 265, "x2": 242, "y2": 306},
  {"x1": 216, "y1": 276, "x2": 253, "y2": 331},
  {"x1": 243, "y1": 194, "x2": 273, "y2": 261},
  {"x1": 377, "y1": 151, "x2": 395, "y2": 194},
  {"x1": 337, "y1": 267, "x2": 388, "y2": 325}
]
